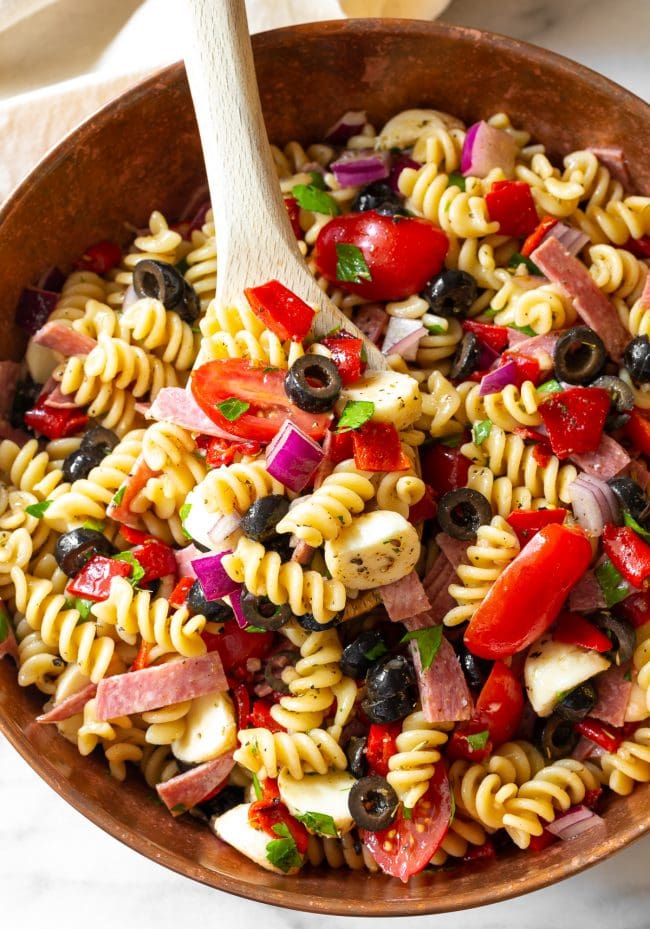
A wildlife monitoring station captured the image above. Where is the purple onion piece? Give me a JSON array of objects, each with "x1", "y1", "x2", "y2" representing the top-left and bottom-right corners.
[
  {"x1": 324, "y1": 110, "x2": 367, "y2": 145},
  {"x1": 546, "y1": 805, "x2": 604, "y2": 840},
  {"x1": 36, "y1": 267, "x2": 65, "y2": 293},
  {"x1": 542, "y1": 221, "x2": 590, "y2": 257},
  {"x1": 389, "y1": 154, "x2": 421, "y2": 192},
  {"x1": 330, "y1": 150, "x2": 390, "y2": 188},
  {"x1": 266, "y1": 420, "x2": 324, "y2": 493},
  {"x1": 15, "y1": 287, "x2": 59, "y2": 335},
  {"x1": 191, "y1": 550, "x2": 240, "y2": 601},
  {"x1": 382, "y1": 317, "x2": 426, "y2": 360},
  {"x1": 479, "y1": 360, "x2": 518, "y2": 396}
]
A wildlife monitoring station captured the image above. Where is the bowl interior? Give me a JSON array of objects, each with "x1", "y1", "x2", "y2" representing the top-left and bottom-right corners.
[{"x1": 0, "y1": 19, "x2": 649, "y2": 916}]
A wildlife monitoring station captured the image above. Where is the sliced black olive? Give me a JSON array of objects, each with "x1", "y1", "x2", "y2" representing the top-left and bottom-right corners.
[
  {"x1": 348, "y1": 775, "x2": 399, "y2": 831},
  {"x1": 284, "y1": 356, "x2": 342, "y2": 413},
  {"x1": 453, "y1": 641, "x2": 492, "y2": 691},
  {"x1": 240, "y1": 495, "x2": 290, "y2": 543},
  {"x1": 437, "y1": 488, "x2": 492, "y2": 541},
  {"x1": 591, "y1": 611, "x2": 636, "y2": 665},
  {"x1": 240, "y1": 591, "x2": 291, "y2": 631},
  {"x1": 80, "y1": 426, "x2": 119, "y2": 453},
  {"x1": 132, "y1": 258, "x2": 200, "y2": 323},
  {"x1": 186, "y1": 580, "x2": 234, "y2": 621},
  {"x1": 540, "y1": 715, "x2": 579, "y2": 761},
  {"x1": 264, "y1": 649, "x2": 297, "y2": 693},
  {"x1": 607, "y1": 477, "x2": 650, "y2": 525},
  {"x1": 624, "y1": 335, "x2": 650, "y2": 385},
  {"x1": 54, "y1": 528, "x2": 117, "y2": 577},
  {"x1": 346, "y1": 736, "x2": 368, "y2": 779},
  {"x1": 62, "y1": 445, "x2": 111, "y2": 482},
  {"x1": 363, "y1": 654, "x2": 417, "y2": 723},
  {"x1": 590, "y1": 374, "x2": 634, "y2": 429},
  {"x1": 200, "y1": 785, "x2": 245, "y2": 820},
  {"x1": 296, "y1": 611, "x2": 343, "y2": 631},
  {"x1": 449, "y1": 332, "x2": 481, "y2": 380},
  {"x1": 420, "y1": 270, "x2": 478, "y2": 319},
  {"x1": 340, "y1": 630, "x2": 387, "y2": 679},
  {"x1": 10, "y1": 376, "x2": 40, "y2": 429},
  {"x1": 553, "y1": 326, "x2": 606, "y2": 385},
  {"x1": 265, "y1": 533, "x2": 294, "y2": 562},
  {"x1": 352, "y1": 181, "x2": 403, "y2": 216},
  {"x1": 554, "y1": 681, "x2": 598, "y2": 722}
]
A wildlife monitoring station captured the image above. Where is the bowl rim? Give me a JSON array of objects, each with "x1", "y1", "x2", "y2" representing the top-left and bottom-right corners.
[{"x1": 1, "y1": 17, "x2": 650, "y2": 916}]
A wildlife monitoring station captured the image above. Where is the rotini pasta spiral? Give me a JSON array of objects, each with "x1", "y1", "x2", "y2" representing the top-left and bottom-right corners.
[
  {"x1": 588, "y1": 244, "x2": 648, "y2": 302},
  {"x1": 600, "y1": 727, "x2": 650, "y2": 795},
  {"x1": 183, "y1": 213, "x2": 217, "y2": 309},
  {"x1": 306, "y1": 831, "x2": 380, "y2": 872},
  {"x1": 234, "y1": 727, "x2": 347, "y2": 780},
  {"x1": 493, "y1": 283, "x2": 576, "y2": 335},
  {"x1": 0, "y1": 438, "x2": 64, "y2": 500},
  {"x1": 269, "y1": 624, "x2": 343, "y2": 731},
  {"x1": 194, "y1": 460, "x2": 284, "y2": 516},
  {"x1": 429, "y1": 816, "x2": 488, "y2": 867},
  {"x1": 386, "y1": 711, "x2": 449, "y2": 809},
  {"x1": 53, "y1": 355, "x2": 141, "y2": 435},
  {"x1": 84, "y1": 335, "x2": 182, "y2": 398},
  {"x1": 141, "y1": 700, "x2": 193, "y2": 745},
  {"x1": 120, "y1": 298, "x2": 200, "y2": 370},
  {"x1": 399, "y1": 163, "x2": 499, "y2": 238},
  {"x1": 461, "y1": 380, "x2": 543, "y2": 431},
  {"x1": 13, "y1": 616, "x2": 65, "y2": 695}
]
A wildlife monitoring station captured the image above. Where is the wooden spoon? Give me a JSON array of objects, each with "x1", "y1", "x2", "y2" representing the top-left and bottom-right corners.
[{"x1": 182, "y1": 0, "x2": 387, "y2": 369}]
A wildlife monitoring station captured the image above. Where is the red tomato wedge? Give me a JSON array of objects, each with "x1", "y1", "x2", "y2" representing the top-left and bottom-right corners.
[
  {"x1": 475, "y1": 661, "x2": 524, "y2": 746},
  {"x1": 191, "y1": 360, "x2": 331, "y2": 443},
  {"x1": 363, "y1": 762, "x2": 451, "y2": 882},
  {"x1": 553, "y1": 611, "x2": 612, "y2": 653}
]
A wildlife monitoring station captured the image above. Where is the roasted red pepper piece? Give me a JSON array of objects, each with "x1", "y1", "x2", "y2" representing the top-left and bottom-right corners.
[
  {"x1": 447, "y1": 721, "x2": 493, "y2": 763},
  {"x1": 553, "y1": 610, "x2": 612, "y2": 652},
  {"x1": 249, "y1": 794, "x2": 309, "y2": 855},
  {"x1": 169, "y1": 576, "x2": 194, "y2": 609},
  {"x1": 24, "y1": 397, "x2": 88, "y2": 440},
  {"x1": 131, "y1": 539, "x2": 177, "y2": 583},
  {"x1": 464, "y1": 839, "x2": 497, "y2": 861},
  {"x1": 583, "y1": 787, "x2": 603, "y2": 810},
  {"x1": 623, "y1": 235, "x2": 650, "y2": 260},
  {"x1": 200, "y1": 436, "x2": 262, "y2": 468},
  {"x1": 321, "y1": 332, "x2": 366, "y2": 385},
  {"x1": 624, "y1": 408, "x2": 650, "y2": 457},
  {"x1": 421, "y1": 439, "x2": 471, "y2": 497},
  {"x1": 323, "y1": 428, "x2": 354, "y2": 465},
  {"x1": 485, "y1": 180, "x2": 539, "y2": 237},
  {"x1": 201, "y1": 622, "x2": 274, "y2": 673},
  {"x1": 538, "y1": 386, "x2": 610, "y2": 459},
  {"x1": 603, "y1": 524, "x2": 650, "y2": 587},
  {"x1": 408, "y1": 484, "x2": 437, "y2": 524},
  {"x1": 475, "y1": 661, "x2": 524, "y2": 746},
  {"x1": 250, "y1": 699, "x2": 285, "y2": 733},
  {"x1": 506, "y1": 508, "x2": 567, "y2": 547},
  {"x1": 502, "y1": 351, "x2": 541, "y2": 387},
  {"x1": 119, "y1": 526, "x2": 156, "y2": 545},
  {"x1": 73, "y1": 239, "x2": 122, "y2": 274},
  {"x1": 528, "y1": 829, "x2": 557, "y2": 852},
  {"x1": 366, "y1": 722, "x2": 401, "y2": 776},
  {"x1": 521, "y1": 216, "x2": 558, "y2": 256},
  {"x1": 351, "y1": 421, "x2": 410, "y2": 472},
  {"x1": 67, "y1": 555, "x2": 132, "y2": 602},
  {"x1": 462, "y1": 318, "x2": 509, "y2": 353},
  {"x1": 575, "y1": 718, "x2": 623, "y2": 753},
  {"x1": 284, "y1": 196, "x2": 302, "y2": 239},
  {"x1": 464, "y1": 523, "x2": 593, "y2": 659},
  {"x1": 130, "y1": 640, "x2": 152, "y2": 672},
  {"x1": 230, "y1": 682, "x2": 251, "y2": 729},
  {"x1": 244, "y1": 279, "x2": 314, "y2": 342}
]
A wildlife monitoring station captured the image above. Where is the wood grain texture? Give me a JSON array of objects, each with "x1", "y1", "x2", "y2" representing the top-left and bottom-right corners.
[{"x1": 183, "y1": 0, "x2": 387, "y2": 367}]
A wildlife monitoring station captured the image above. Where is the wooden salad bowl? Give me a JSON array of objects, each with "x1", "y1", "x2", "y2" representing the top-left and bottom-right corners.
[{"x1": 0, "y1": 20, "x2": 649, "y2": 916}]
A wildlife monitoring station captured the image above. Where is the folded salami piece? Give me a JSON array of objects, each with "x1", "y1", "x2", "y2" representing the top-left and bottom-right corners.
[
  {"x1": 37, "y1": 683, "x2": 97, "y2": 723},
  {"x1": 157, "y1": 752, "x2": 235, "y2": 815}
]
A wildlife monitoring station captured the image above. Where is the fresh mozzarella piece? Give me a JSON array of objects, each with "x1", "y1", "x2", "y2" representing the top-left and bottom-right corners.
[
  {"x1": 172, "y1": 691, "x2": 237, "y2": 764},
  {"x1": 212, "y1": 803, "x2": 301, "y2": 874},
  {"x1": 182, "y1": 488, "x2": 242, "y2": 552},
  {"x1": 26, "y1": 341, "x2": 61, "y2": 384},
  {"x1": 338, "y1": 371, "x2": 422, "y2": 431},
  {"x1": 377, "y1": 108, "x2": 464, "y2": 151},
  {"x1": 625, "y1": 680, "x2": 648, "y2": 722},
  {"x1": 524, "y1": 636, "x2": 610, "y2": 717},
  {"x1": 278, "y1": 769, "x2": 356, "y2": 837},
  {"x1": 324, "y1": 510, "x2": 420, "y2": 589}
]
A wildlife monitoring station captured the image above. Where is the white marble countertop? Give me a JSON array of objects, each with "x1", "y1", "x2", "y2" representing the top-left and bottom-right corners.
[{"x1": 1, "y1": 1, "x2": 650, "y2": 926}]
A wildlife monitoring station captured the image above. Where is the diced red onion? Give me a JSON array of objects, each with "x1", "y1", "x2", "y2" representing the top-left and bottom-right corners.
[
  {"x1": 382, "y1": 317, "x2": 426, "y2": 361},
  {"x1": 206, "y1": 512, "x2": 241, "y2": 550},
  {"x1": 330, "y1": 150, "x2": 390, "y2": 188},
  {"x1": 121, "y1": 284, "x2": 138, "y2": 311},
  {"x1": 477, "y1": 340, "x2": 500, "y2": 371},
  {"x1": 36, "y1": 267, "x2": 65, "y2": 293},
  {"x1": 389, "y1": 154, "x2": 420, "y2": 192},
  {"x1": 569, "y1": 475, "x2": 612, "y2": 536},
  {"x1": 191, "y1": 550, "x2": 240, "y2": 601},
  {"x1": 579, "y1": 473, "x2": 621, "y2": 525},
  {"x1": 479, "y1": 360, "x2": 518, "y2": 396},
  {"x1": 542, "y1": 221, "x2": 590, "y2": 257},
  {"x1": 266, "y1": 420, "x2": 324, "y2": 493},
  {"x1": 188, "y1": 199, "x2": 211, "y2": 233},
  {"x1": 15, "y1": 287, "x2": 58, "y2": 334},
  {"x1": 461, "y1": 121, "x2": 517, "y2": 178},
  {"x1": 228, "y1": 588, "x2": 248, "y2": 630},
  {"x1": 324, "y1": 110, "x2": 367, "y2": 145},
  {"x1": 546, "y1": 805, "x2": 604, "y2": 840}
]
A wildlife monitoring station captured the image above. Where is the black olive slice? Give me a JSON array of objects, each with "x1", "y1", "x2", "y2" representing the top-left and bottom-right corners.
[
  {"x1": 449, "y1": 332, "x2": 481, "y2": 380},
  {"x1": 437, "y1": 488, "x2": 492, "y2": 541},
  {"x1": 132, "y1": 258, "x2": 200, "y2": 322},
  {"x1": 421, "y1": 270, "x2": 478, "y2": 319},
  {"x1": 54, "y1": 528, "x2": 117, "y2": 577},
  {"x1": 348, "y1": 776, "x2": 399, "y2": 831},
  {"x1": 607, "y1": 477, "x2": 650, "y2": 525},
  {"x1": 352, "y1": 181, "x2": 403, "y2": 215},
  {"x1": 186, "y1": 580, "x2": 234, "y2": 621},
  {"x1": 80, "y1": 426, "x2": 119, "y2": 453},
  {"x1": 340, "y1": 630, "x2": 387, "y2": 679},
  {"x1": 624, "y1": 335, "x2": 650, "y2": 385},
  {"x1": 553, "y1": 326, "x2": 606, "y2": 385},
  {"x1": 346, "y1": 736, "x2": 368, "y2": 779},
  {"x1": 296, "y1": 611, "x2": 343, "y2": 631},
  {"x1": 240, "y1": 495, "x2": 290, "y2": 543},
  {"x1": 62, "y1": 445, "x2": 111, "y2": 482},
  {"x1": 591, "y1": 611, "x2": 636, "y2": 666},
  {"x1": 200, "y1": 785, "x2": 245, "y2": 820},
  {"x1": 453, "y1": 641, "x2": 492, "y2": 691},
  {"x1": 240, "y1": 591, "x2": 291, "y2": 631},
  {"x1": 554, "y1": 681, "x2": 598, "y2": 722},
  {"x1": 362, "y1": 654, "x2": 417, "y2": 723},
  {"x1": 590, "y1": 374, "x2": 634, "y2": 429},
  {"x1": 541, "y1": 715, "x2": 579, "y2": 761},
  {"x1": 284, "y1": 355, "x2": 342, "y2": 413}
]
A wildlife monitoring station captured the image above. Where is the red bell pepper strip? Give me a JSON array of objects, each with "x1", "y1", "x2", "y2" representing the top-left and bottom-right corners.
[
  {"x1": 244, "y1": 279, "x2": 314, "y2": 342},
  {"x1": 169, "y1": 576, "x2": 194, "y2": 609},
  {"x1": 485, "y1": 180, "x2": 539, "y2": 237},
  {"x1": 583, "y1": 787, "x2": 603, "y2": 810},
  {"x1": 284, "y1": 196, "x2": 302, "y2": 239},
  {"x1": 538, "y1": 386, "x2": 610, "y2": 459},
  {"x1": 119, "y1": 526, "x2": 156, "y2": 546},
  {"x1": 201, "y1": 622, "x2": 274, "y2": 673},
  {"x1": 366, "y1": 722, "x2": 401, "y2": 776},
  {"x1": 198, "y1": 436, "x2": 262, "y2": 468},
  {"x1": 506, "y1": 508, "x2": 567, "y2": 547},
  {"x1": 623, "y1": 235, "x2": 650, "y2": 260},
  {"x1": 323, "y1": 428, "x2": 354, "y2": 465},
  {"x1": 553, "y1": 611, "x2": 612, "y2": 653},
  {"x1": 24, "y1": 397, "x2": 88, "y2": 440},
  {"x1": 230, "y1": 681, "x2": 251, "y2": 729},
  {"x1": 464, "y1": 523, "x2": 593, "y2": 659},
  {"x1": 421, "y1": 439, "x2": 470, "y2": 497},
  {"x1": 130, "y1": 640, "x2": 152, "y2": 672},
  {"x1": 351, "y1": 421, "x2": 410, "y2": 472},
  {"x1": 618, "y1": 590, "x2": 650, "y2": 629},
  {"x1": 67, "y1": 555, "x2": 132, "y2": 602},
  {"x1": 250, "y1": 699, "x2": 285, "y2": 733},
  {"x1": 575, "y1": 718, "x2": 623, "y2": 753},
  {"x1": 73, "y1": 240, "x2": 122, "y2": 274},
  {"x1": 527, "y1": 829, "x2": 557, "y2": 852},
  {"x1": 461, "y1": 319, "x2": 509, "y2": 353},
  {"x1": 408, "y1": 484, "x2": 437, "y2": 524},
  {"x1": 475, "y1": 661, "x2": 524, "y2": 746},
  {"x1": 131, "y1": 540, "x2": 178, "y2": 584},
  {"x1": 321, "y1": 332, "x2": 366, "y2": 385},
  {"x1": 603, "y1": 524, "x2": 650, "y2": 587},
  {"x1": 464, "y1": 839, "x2": 497, "y2": 861},
  {"x1": 521, "y1": 216, "x2": 558, "y2": 257},
  {"x1": 624, "y1": 409, "x2": 650, "y2": 457},
  {"x1": 502, "y1": 351, "x2": 541, "y2": 387}
]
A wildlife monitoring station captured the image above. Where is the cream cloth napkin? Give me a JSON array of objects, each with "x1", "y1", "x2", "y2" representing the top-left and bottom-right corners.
[{"x1": 0, "y1": 0, "x2": 450, "y2": 204}]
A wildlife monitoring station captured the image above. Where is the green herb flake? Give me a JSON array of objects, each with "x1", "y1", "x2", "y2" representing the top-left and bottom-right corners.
[
  {"x1": 537, "y1": 379, "x2": 563, "y2": 395},
  {"x1": 263, "y1": 366, "x2": 279, "y2": 373},
  {"x1": 171, "y1": 803, "x2": 187, "y2": 814},
  {"x1": 555, "y1": 689, "x2": 571, "y2": 703},
  {"x1": 509, "y1": 323, "x2": 537, "y2": 337},
  {"x1": 363, "y1": 641, "x2": 388, "y2": 662},
  {"x1": 483, "y1": 307, "x2": 499, "y2": 319},
  {"x1": 623, "y1": 511, "x2": 650, "y2": 543},
  {"x1": 292, "y1": 183, "x2": 340, "y2": 216},
  {"x1": 251, "y1": 772, "x2": 263, "y2": 801},
  {"x1": 0, "y1": 607, "x2": 9, "y2": 644},
  {"x1": 25, "y1": 499, "x2": 52, "y2": 518},
  {"x1": 624, "y1": 668, "x2": 632, "y2": 682},
  {"x1": 595, "y1": 558, "x2": 631, "y2": 608},
  {"x1": 440, "y1": 434, "x2": 464, "y2": 448},
  {"x1": 336, "y1": 400, "x2": 375, "y2": 433},
  {"x1": 63, "y1": 597, "x2": 94, "y2": 621},
  {"x1": 112, "y1": 485, "x2": 126, "y2": 507},
  {"x1": 402, "y1": 805, "x2": 413, "y2": 821},
  {"x1": 295, "y1": 811, "x2": 338, "y2": 837},
  {"x1": 472, "y1": 419, "x2": 492, "y2": 446},
  {"x1": 335, "y1": 243, "x2": 372, "y2": 284},
  {"x1": 82, "y1": 518, "x2": 105, "y2": 532},
  {"x1": 400, "y1": 625, "x2": 443, "y2": 671},
  {"x1": 309, "y1": 170, "x2": 327, "y2": 190},
  {"x1": 424, "y1": 322, "x2": 447, "y2": 334},
  {"x1": 179, "y1": 502, "x2": 192, "y2": 539},
  {"x1": 466, "y1": 729, "x2": 490, "y2": 752},
  {"x1": 245, "y1": 626, "x2": 267, "y2": 633},
  {"x1": 113, "y1": 551, "x2": 145, "y2": 585},
  {"x1": 266, "y1": 823, "x2": 303, "y2": 873},
  {"x1": 508, "y1": 252, "x2": 541, "y2": 275},
  {"x1": 447, "y1": 172, "x2": 466, "y2": 191},
  {"x1": 216, "y1": 397, "x2": 250, "y2": 422}
]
